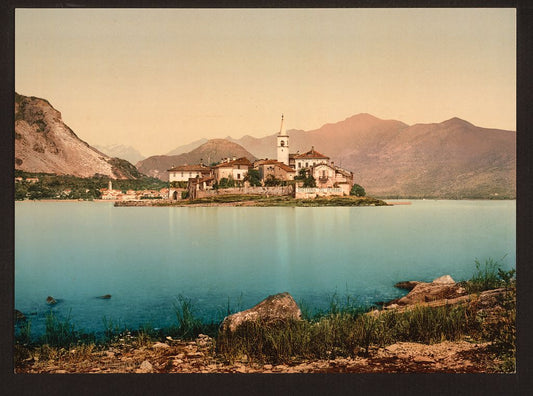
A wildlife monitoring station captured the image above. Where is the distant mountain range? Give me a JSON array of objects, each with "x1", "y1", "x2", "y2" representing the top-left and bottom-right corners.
[
  {"x1": 14, "y1": 93, "x2": 515, "y2": 198},
  {"x1": 223, "y1": 113, "x2": 515, "y2": 198},
  {"x1": 137, "y1": 139, "x2": 257, "y2": 181},
  {"x1": 15, "y1": 93, "x2": 141, "y2": 179},
  {"x1": 94, "y1": 144, "x2": 145, "y2": 165}
]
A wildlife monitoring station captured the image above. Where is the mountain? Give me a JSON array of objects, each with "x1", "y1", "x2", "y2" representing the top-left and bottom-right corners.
[
  {"x1": 15, "y1": 93, "x2": 141, "y2": 179},
  {"x1": 136, "y1": 139, "x2": 257, "y2": 181},
  {"x1": 228, "y1": 113, "x2": 515, "y2": 198},
  {"x1": 94, "y1": 144, "x2": 145, "y2": 164},
  {"x1": 166, "y1": 138, "x2": 209, "y2": 156}
]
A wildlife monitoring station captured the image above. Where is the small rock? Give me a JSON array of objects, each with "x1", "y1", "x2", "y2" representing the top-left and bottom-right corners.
[
  {"x1": 46, "y1": 296, "x2": 57, "y2": 305},
  {"x1": 98, "y1": 294, "x2": 112, "y2": 299},
  {"x1": 152, "y1": 342, "x2": 170, "y2": 349},
  {"x1": 104, "y1": 351, "x2": 115, "y2": 358},
  {"x1": 54, "y1": 370, "x2": 68, "y2": 374},
  {"x1": 432, "y1": 275, "x2": 455, "y2": 285},
  {"x1": 263, "y1": 364, "x2": 273, "y2": 370},
  {"x1": 138, "y1": 360, "x2": 153, "y2": 373},
  {"x1": 413, "y1": 356, "x2": 435, "y2": 364}
]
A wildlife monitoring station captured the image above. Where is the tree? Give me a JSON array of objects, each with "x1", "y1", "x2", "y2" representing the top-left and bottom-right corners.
[
  {"x1": 350, "y1": 184, "x2": 366, "y2": 197},
  {"x1": 264, "y1": 175, "x2": 282, "y2": 186},
  {"x1": 244, "y1": 169, "x2": 262, "y2": 187},
  {"x1": 303, "y1": 174, "x2": 316, "y2": 188},
  {"x1": 218, "y1": 177, "x2": 235, "y2": 189}
]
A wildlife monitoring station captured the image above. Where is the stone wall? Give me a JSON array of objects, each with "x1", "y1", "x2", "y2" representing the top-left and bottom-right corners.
[
  {"x1": 295, "y1": 187, "x2": 344, "y2": 199},
  {"x1": 195, "y1": 185, "x2": 294, "y2": 199}
]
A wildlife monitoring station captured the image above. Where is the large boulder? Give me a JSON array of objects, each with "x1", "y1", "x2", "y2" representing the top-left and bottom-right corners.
[
  {"x1": 387, "y1": 275, "x2": 467, "y2": 307},
  {"x1": 220, "y1": 292, "x2": 302, "y2": 333}
]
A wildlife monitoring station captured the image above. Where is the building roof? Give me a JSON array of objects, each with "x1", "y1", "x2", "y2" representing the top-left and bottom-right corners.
[
  {"x1": 167, "y1": 164, "x2": 211, "y2": 172},
  {"x1": 255, "y1": 159, "x2": 296, "y2": 173},
  {"x1": 277, "y1": 163, "x2": 297, "y2": 173},
  {"x1": 214, "y1": 157, "x2": 252, "y2": 168},
  {"x1": 293, "y1": 147, "x2": 330, "y2": 160},
  {"x1": 311, "y1": 162, "x2": 353, "y2": 178}
]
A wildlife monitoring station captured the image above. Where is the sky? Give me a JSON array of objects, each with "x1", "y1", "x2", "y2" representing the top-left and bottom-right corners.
[{"x1": 15, "y1": 8, "x2": 516, "y2": 157}]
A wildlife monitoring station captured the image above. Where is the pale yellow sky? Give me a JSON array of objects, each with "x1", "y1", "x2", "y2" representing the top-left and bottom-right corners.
[{"x1": 15, "y1": 8, "x2": 516, "y2": 157}]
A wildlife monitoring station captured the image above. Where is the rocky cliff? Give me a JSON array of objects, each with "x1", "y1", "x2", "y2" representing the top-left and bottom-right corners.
[{"x1": 15, "y1": 93, "x2": 139, "y2": 179}]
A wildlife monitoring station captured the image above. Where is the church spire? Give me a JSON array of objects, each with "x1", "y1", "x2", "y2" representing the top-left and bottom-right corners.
[{"x1": 279, "y1": 114, "x2": 286, "y2": 136}]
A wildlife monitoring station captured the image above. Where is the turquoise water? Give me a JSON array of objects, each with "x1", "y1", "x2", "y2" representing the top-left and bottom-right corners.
[{"x1": 15, "y1": 200, "x2": 515, "y2": 337}]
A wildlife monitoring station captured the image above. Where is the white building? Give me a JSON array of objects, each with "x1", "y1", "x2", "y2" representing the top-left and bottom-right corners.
[
  {"x1": 213, "y1": 157, "x2": 252, "y2": 183},
  {"x1": 168, "y1": 164, "x2": 211, "y2": 183}
]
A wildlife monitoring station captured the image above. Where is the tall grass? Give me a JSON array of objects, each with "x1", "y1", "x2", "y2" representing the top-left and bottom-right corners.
[
  {"x1": 216, "y1": 303, "x2": 480, "y2": 364},
  {"x1": 465, "y1": 257, "x2": 515, "y2": 293}
]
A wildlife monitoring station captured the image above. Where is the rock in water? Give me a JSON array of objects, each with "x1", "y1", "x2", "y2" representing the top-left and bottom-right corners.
[
  {"x1": 46, "y1": 296, "x2": 57, "y2": 305},
  {"x1": 388, "y1": 275, "x2": 466, "y2": 306},
  {"x1": 394, "y1": 281, "x2": 421, "y2": 290},
  {"x1": 220, "y1": 292, "x2": 301, "y2": 333},
  {"x1": 98, "y1": 294, "x2": 112, "y2": 299}
]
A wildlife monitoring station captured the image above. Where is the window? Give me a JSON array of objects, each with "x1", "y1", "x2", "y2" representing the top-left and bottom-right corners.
[
  {"x1": 305, "y1": 162, "x2": 309, "y2": 168},
  {"x1": 280, "y1": 140, "x2": 285, "y2": 147},
  {"x1": 298, "y1": 163, "x2": 301, "y2": 169},
  {"x1": 237, "y1": 173, "x2": 241, "y2": 179},
  {"x1": 181, "y1": 172, "x2": 184, "y2": 177}
]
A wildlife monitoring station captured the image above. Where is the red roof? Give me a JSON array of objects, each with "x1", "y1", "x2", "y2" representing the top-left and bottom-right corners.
[
  {"x1": 214, "y1": 157, "x2": 252, "y2": 168},
  {"x1": 255, "y1": 159, "x2": 296, "y2": 173},
  {"x1": 294, "y1": 147, "x2": 329, "y2": 160}
]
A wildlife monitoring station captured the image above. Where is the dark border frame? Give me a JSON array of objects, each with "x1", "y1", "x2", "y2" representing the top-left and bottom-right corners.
[{"x1": 2, "y1": 2, "x2": 531, "y2": 395}]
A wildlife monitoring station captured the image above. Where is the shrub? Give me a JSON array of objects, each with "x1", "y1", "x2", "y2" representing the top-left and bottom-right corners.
[{"x1": 350, "y1": 184, "x2": 366, "y2": 197}]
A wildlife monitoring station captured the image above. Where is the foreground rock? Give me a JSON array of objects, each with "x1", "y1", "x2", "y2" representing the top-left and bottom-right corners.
[
  {"x1": 387, "y1": 275, "x2": 467, "y2": 307},
  {"x1": 46, "y1": 296, "x2": 57, "y2": 305},
  {"x1": 220, "y1": 292, "x2": 302, "y2": 333}
]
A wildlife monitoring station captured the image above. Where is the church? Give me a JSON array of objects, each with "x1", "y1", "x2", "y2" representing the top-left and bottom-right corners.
[{"x1": 261, "y1": 115, "x2": 354, "y2": 193}]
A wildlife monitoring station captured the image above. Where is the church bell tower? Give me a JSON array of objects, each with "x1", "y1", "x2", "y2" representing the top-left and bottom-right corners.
[{"x1": 277, "y1": 114, "x2": 289, "y2": 165}]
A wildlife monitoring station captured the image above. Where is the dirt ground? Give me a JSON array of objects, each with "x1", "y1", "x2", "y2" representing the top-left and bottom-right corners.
[{"x1": 15, "y1": 335, "x2": 502, "y2": 374}]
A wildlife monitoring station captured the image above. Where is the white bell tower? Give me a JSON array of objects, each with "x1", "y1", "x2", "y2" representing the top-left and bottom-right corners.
[{"x1": 277, "y1": 114, "x2": 289, "y2": 165}]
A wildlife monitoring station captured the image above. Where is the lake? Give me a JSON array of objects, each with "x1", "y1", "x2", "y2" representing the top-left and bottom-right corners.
[{"x1": 15, "y1": 200, "x2": 516, "y2": 337}]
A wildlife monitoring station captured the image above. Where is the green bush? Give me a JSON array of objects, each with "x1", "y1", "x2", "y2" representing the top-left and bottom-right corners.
[{"x1": 350, "y1": 184, "x2": 366, "y2": 197}]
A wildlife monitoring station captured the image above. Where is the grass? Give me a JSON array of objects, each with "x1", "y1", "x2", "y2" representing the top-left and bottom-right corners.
[
  {"x1": 463, "y1": 256, "x2": 515, "y2": 294},
  {"x1": 215, "y1": 303, "x2": 482, "y2": 364}
]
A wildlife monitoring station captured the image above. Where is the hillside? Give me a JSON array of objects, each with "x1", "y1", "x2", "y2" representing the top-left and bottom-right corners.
[
  {"x1": 228, "y1": 114, "x2": 515, "y2": 198},
  {"x1": 15, "y1": 93, "x2": 140, "y2": 179},
  {"x1": 136, "y1": 139, "x2": 257, "y2": 181}
]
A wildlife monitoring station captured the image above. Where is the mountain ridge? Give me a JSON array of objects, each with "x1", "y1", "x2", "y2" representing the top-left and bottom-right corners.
[{"x1": 15, "y1": 92, "x2": 141, "y2": 179}]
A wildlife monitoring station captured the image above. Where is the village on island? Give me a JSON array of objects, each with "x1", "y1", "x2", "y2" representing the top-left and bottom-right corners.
[{"x1": 100, "y1": 116, "x2": 357, "y2": 202}]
